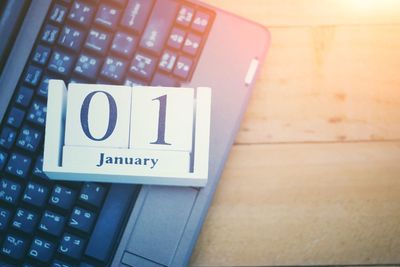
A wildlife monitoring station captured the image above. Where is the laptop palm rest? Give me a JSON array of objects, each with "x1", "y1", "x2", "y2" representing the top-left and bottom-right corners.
[{"x1": 121, "y1": 186, "x2": 198, "y2": 267}]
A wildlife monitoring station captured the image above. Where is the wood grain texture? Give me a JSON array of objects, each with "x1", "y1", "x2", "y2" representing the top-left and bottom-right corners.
[
  {"x1": 238, "y1": 25, "x2": 400, "y2": 143},
  {"x1": 191, "y1": 142, "x2": 400, "y2": 266},
  {"x1": 191, "y1": 0, "x2": 400, "y2": 266}
]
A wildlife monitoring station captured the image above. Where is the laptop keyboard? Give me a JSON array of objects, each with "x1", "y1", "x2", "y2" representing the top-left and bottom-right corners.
[{"x1": 0, "y1": 0, "x2": 214, "y2": 266}]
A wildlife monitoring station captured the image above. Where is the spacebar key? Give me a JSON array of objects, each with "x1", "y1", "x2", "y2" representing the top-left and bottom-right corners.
[
  {"x1": 85, "y1": 184, "x2": 138, "y2": 262},
  {"x1": 139, "y1": 0, "x2": 179, "y2": 55}
]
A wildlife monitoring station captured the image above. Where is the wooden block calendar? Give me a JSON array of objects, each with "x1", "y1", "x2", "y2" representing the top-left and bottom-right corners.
[{"x1": 43, "y1": 80, "x2": 211, "y2": 187}]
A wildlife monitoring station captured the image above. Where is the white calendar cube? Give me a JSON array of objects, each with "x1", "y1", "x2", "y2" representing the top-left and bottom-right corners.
[
  {"x1": 43, "y1": 80, "x2": 212, "y2": 187},
  {"x1": 130, "y1": 87, "x2": 194, "y2": 152},
  {"x1": 64, "y1": 83, "x2": 132, "y2": 148}
]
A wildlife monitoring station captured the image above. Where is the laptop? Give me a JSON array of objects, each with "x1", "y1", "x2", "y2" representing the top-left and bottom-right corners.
[{"x1": 0, "y1": 0, "x2": 270, "y2": 266}]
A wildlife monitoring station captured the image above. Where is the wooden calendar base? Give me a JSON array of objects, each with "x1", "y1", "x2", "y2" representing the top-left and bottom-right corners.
[
  {"x1": 43, "y1": 80, "x2": 211, "y2": 187},
  {"x1": 62, "y1": 146, "x2": 190, "y2": 172}
]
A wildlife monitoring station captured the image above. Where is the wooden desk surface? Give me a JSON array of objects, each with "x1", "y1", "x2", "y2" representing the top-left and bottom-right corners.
[{"x1": 190, "y1": 1, "x2": 400, "y2": 266}]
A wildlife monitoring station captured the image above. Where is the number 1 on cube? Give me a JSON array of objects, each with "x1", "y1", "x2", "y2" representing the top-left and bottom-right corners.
[{"x1": 129, "y1": 87, "x2": 194, "y2": 152}]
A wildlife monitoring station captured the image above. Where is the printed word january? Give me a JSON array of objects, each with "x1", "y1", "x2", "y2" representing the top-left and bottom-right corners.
[{"x1": 96, "y1": 152, "x2": 159, "y2": 169}]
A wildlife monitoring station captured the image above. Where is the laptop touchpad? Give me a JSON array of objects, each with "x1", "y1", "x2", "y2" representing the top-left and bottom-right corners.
[{"x1": 122, "y1": 186, "x2": 198, "y2": 266}]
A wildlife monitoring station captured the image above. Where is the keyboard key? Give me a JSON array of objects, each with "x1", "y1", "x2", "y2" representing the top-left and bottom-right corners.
[
  {"x1": 79, "y1": 182, "x2": 106, "y2": 208},
  {"x1": 129, "y1": 52, "x2": 156, "y2": 80},
  {"x1": 74, "y1": 54, "x2": 102, "y2": 80},
  {"x1": 95, "y1": 79, "x2": 114, "y2": 85},
  {"x1": 124, "y1": 76, "x2": 146, "y2": 86},
  {"x1": 139, "y1": 0, "x2": 179, "y2": 55},
  {"x1": 6, "y1": 107, "x2": 25, "y2": 128},
  {"x1": 84, "y1": 29, "x2": 112, "y2": 55},
  {"x1": 100, "y1": 57, "x2": 127, "y2": 82},
  {"x1": 68, "y1": 1, "x2": 95, "y2": 27},
  {"x1": 94, "y1": 4, "x2": 121, "y2": 30},
  {"x1": 0, "y1": 127, "x2": 17, "y2": 149},
  {"x1": 167, "y1": 27, "x2": 186, "y2": 50},
  {"x1": 11, "y1": 208, "x2": 38, "y2": 234},
  {"x1": 111, "y1": 32, "x2": 137, "y2": 58},
  {"x1": 173, "y1": 55, "x2": 193, "y2": 79},
  {"x1": 15, "y1": 86, "x2": 34, "y2": 107},
  {"x1": 0, "y1": 178, "x2": 21, "y2": 205},
  {"x1": 69, "y1": 77, "x2": 89, "y2": 84},
  {"x1": 38, "y1": 75, "x2": 51, "y2": 98},
  {"x1": 58, "y1": 233, "x2": 86, "y2": 260},
  {"x1": 52, "y1": 259, "x2": 75, "y2": 267},
  {"x1": 32, "y1": 155, "x2": 48, "y2": 179},
  {"x1": 176, "y1": 5, "x2": 194, "y2": 27},
  {"x1": 0, "y1": 151, "x2": 7, "y2": 171},
  {"x1": 85, "y1": 184, "x2": 137, "y2": 262},
  {"x1": 27, "y1": 100, "x2": 47, "y2": 127},
  {"x1": 41, "y1": 24, "x2": 60, "y2": 45},
  {"x1": 159, "y1": 50, "x2": 177, "y2": 73},
  {"x1": 22, "y1": 182, "x2": 49, "y2": 207},
  {"x1": 49, "y1": 185, "x2": 76, "y2": 210},
  {"x1": 0, "y1": 207, "x2": 11, "y2": 230},
  {"x1": 32, "y1": 45, "x2": 51, "y2": 66},
  {"x1": 58, "y1": 26, "x2": 85, "y2": 52},
  {"x1": 16, "y1": 125, "x2": 43, "y2": 152},
  {"x1": 24, "y1": 65, "x2": 42, "y2": 87},
  {"x1": 120, "y1": 0, "x2": 154, "y2": 33},
  {"x1": 192, "y1": 10, "x2": 211, "y2": 33},
  {"x1": 28, "y1": 237, "x2": 55, "y2": 263},
  {"x1": 5, "y1": 152, "x2": 32, "y2": 178},
  {"x1": 1, "y1": 234, "x2": 28, "y2": 260},
  {"x1": 68, "y1": 207, "x2": 95, "y2": 233},
  {"x1": 39, "y1": 210, "x2": 65, "y2": 236},
  {"x1": 49, "y1": 3, "x2": 68, "y2": 24},
  {"x1": 183, "y1": 33, "x2": 202, "y2": 55},
  {"x1": 48, "y1": 50, "x2": 75, "y2": 76},
  {"x1": 151, "y1": 72, "x2": 179, "y2": 87}
]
